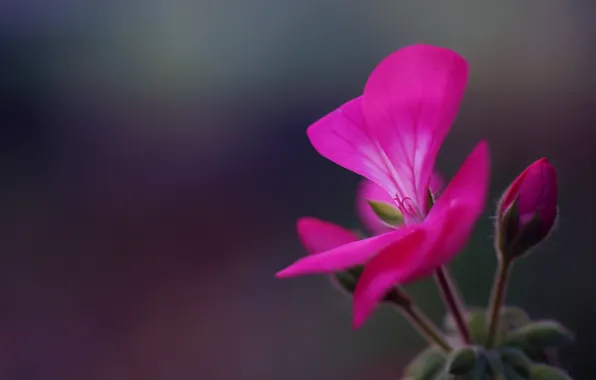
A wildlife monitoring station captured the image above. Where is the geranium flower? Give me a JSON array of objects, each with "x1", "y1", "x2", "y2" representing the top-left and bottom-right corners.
[{"x1": 276, "y1": 44, "x2": 490, "y2": 328}]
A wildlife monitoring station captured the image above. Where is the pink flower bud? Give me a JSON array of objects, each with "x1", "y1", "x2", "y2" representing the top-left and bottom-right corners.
[{"x1": 497, "y1": 158, "x2": 558, "y2": 259}]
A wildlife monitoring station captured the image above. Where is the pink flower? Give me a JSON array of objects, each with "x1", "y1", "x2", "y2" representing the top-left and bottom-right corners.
[
  {"x1": 276, "y1": 44, "x2": 490, "y2": 328},
  {"x1": 497, "y1": 158, "x2": 558, "y2": 257}
]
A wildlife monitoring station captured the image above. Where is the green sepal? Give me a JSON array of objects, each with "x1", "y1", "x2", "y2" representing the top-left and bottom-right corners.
[
  {"x1": 529, "y1": 364, "x2": 572, "y2": 380},
  {"x1": 498, "y1": 195, "x2": 520, "y2": 254},
  {"x1": 500, "y1": 307, "x2": 532, "y2": 331},
  {"x1": 367, "y1": 200, "x2": 404, "y2": 227},
  {"x1": 331, "y1": 266, "x2": 363, "y2": 294},
  {"x1": 499, "y1": 347, "x2": 533, "y2": 377},
  {"x1": 486, "y1": 351, "x2": 507, "y2": 380},
  {"x1": 442, "y1": 306, "x2": 529, "y2": 345},
  {"x1": 502, "y1": 364, "x2": 530, "y2": 380},
  {"x1": 403, "y1": 346, "x2": 447, "y2": 380},
  {"x1": 501, "y1": 321, "x2": 574, "y2": 352},
  {"x1": 446, "y1": 346, "x2": 484, "y2": 376},
  {"x1": 509, "y1": 212, "x2": 543, "y2": 257}
]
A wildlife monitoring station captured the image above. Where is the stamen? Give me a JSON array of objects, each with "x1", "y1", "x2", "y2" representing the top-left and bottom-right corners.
[{"x1": 394, "y1": 196, "x2": 423, "y2": 222}]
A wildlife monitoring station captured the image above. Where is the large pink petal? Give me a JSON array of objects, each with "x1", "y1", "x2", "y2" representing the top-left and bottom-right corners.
[
  {"x1": 296, "y1": 217, "x2": 359, "y2": 255},
  {"x1": 426, "y1": 141, "x2": 490, "y2": 266},
  {"x1": 356, "y1": 179, "x2": 396, "y2": 235},
  {"x1": 275, "y1": 227, "x2": 416, "y2": 278},
  {"x1": 352, "y1": 228, "x2": 427, "y2": 328},
  {"x1": 362, "y1": 44, "x2": 468, "y2": 216},
  {"x1": 307, "y1": 97, "x2": 402, "y2": 202}
]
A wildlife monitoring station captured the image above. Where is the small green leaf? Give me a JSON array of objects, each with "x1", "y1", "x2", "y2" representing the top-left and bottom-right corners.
[
  {"x1": 447, "y1": 346, "x2": 479, "y2": 375},
  {"x1": 367, "y1": 200, "x2": 404, "y2": 227},
  {"x1": 499, "y1": 347, "x2": 533, "y2": 377},
  {"x1": 404, "y1": 346, "x2": 446, "y2": 379},
  {"x1": 530, "y1": 364, "x2": 572, "y2": 380},
  {"x1": 502, "y1": 321, "x2": 574, "y2": 351}
]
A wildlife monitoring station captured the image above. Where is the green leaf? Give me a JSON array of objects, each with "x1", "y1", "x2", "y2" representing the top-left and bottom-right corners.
[
  {"x1": 447, "y1": 346, "x2": 479, "y2": 375},
  {"x1": 499, "y1": 347, "x2": 533, "y2": 377},
  {"x1": 367, "y1": 200, "x2": 404, "y2": 227},
  {"x1": 502, "y1": 321, "x2": 574, "y2": 351},
  {"x1": 404, "y1": 346, "x2": 446, "y2": 379},
  {"x1": 529, "y1": 364, "x2": 572, "y2": 380}
]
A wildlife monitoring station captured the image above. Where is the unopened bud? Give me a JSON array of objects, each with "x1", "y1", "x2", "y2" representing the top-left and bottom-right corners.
[{"x1": 496, "y1": 158, "x2": 558, "y2": 260}]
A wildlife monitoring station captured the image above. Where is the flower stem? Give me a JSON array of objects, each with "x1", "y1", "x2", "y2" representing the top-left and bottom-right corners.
[
  {"x1": 486, "y1": 258, "x2": 512, "y2": 348},
  {"x1": 387, "y1": 288, "x2": 452, "y2": 352},
  {"x1": 434, "y1": 266, "x2": 471, "y2": 345}
]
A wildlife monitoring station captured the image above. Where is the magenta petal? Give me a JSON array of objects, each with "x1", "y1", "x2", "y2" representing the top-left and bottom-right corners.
[
  {"x1": 297, "y1": 217, "x2": 359, "y2": 255},
  {"x1": 352, "y1": 228, "x2": 427, "y2": 328},
  {"x1": 275, "y1": 228, "x2": 415, "y2": 278},
  {"x1": 356, "y1": 179, "x2": 396, "y2": 235},
  {"x1": 362, "y1": 44, "x2": 468, "y2": 213},
  {"x1": 307, "y1": 97, "x2": 401, "y2": 201},
  {"x1": 500, "y1": 158, "x2": 558, "y2": 234},
  {"x1": 426, "y1": 141, "x2": 491, "y2": 265}
]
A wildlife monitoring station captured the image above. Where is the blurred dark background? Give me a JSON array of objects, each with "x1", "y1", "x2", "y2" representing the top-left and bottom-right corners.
[{"x1": 0, "y1": 1, "x2": 595, "y2": 379}]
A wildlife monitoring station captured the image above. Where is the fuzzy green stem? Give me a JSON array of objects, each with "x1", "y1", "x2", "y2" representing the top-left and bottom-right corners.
[
  {"x1": 486, "y1": 258, "x2": 512, "y2": 348},
  {"x1": 388, "y1": 288, "x2": 452, "y2": 352},
  {"x1": 434, "y1": 266, "x2": 471, "y2": 345}
]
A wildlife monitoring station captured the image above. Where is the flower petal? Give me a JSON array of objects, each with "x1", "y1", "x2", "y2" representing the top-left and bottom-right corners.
[
  {"x1": 275, "y1": 227, "x2": 415, "y2": 278},
  {"x1": 500, "y1": 158, "x2": 558, "y2": 232},
  {"x1": 356, "y1": 179, "x2": 396, "y2": 235},
  {"x1": 362, "y1": 44, "x2": 468, "y2": 214},
  {"x1": 307, "y1": 97, "x2": 402, "y2": 201},
  {"x1": 426, "y1": 141, "x2": 490, "y2": 266},
  {"x1": 352, "y1": 227, "x2": 427, "y2": 328},
  {"x1": 296, "y1": 217, "x2": 359, "y2": 255}
]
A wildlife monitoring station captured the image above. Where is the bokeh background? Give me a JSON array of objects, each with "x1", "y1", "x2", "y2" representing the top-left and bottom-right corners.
[{"x1": 1, "y1": 1, "x2": 595, "y2": 379}]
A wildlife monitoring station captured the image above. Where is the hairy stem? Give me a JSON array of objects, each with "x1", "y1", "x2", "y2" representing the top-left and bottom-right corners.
[
  {"x1": 486, "y1": 258, "x2": 512, "y2": 348},
  {"x1": 434, "y1": 266, "x2": 471, "y2": 345}
]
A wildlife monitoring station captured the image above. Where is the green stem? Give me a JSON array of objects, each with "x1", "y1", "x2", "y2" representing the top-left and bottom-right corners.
[
  {"x1": 388, "y1": 287, "x2": 452, "y2": 352},
  {"x1": 434, "y1": 266, "x2": 471, "y2": 345},
  {"x1": 486, "y1": 258, "x2": 512, "y2": 348}
]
